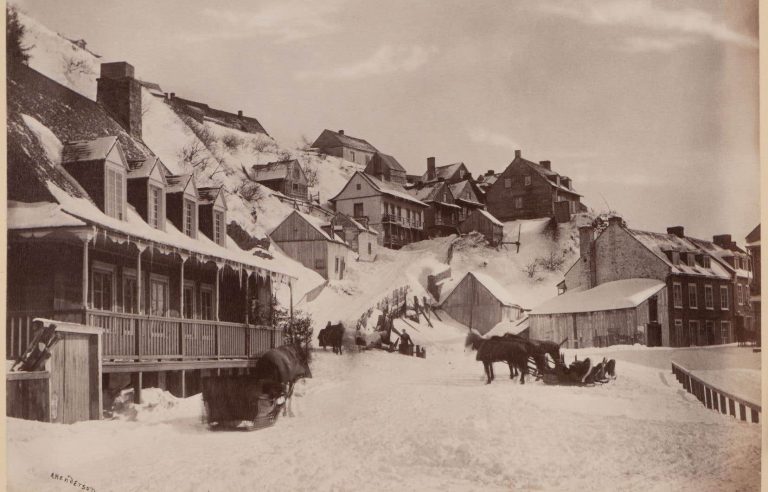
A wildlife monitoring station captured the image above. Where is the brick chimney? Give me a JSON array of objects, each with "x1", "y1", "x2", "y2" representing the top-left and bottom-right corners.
[
  {"x1": 486, "y1": 170, "x2": 494, "y2": 176},
  {"x1": 713, "y1": 234, "x2": 732, "y2": 249},
  {"x1": 338, "y1": 129, "x2": 345, "y2": 135},
  {"x1": 427, "y1": 157, "x2": 436, "y2": 181},
  {"x1": 608, "y1": 216, "x2": 623, "y2": 227},
  {"x1": 97, "y1": 62, "x2": 142, "y2": 139},
  {"x1": 539, "y1": 160, "x2": 551, "y2": 170},
  {"x1": 237, "y1": 110, "x2": 243, "y2": 118},
  {"x1": 667, "y1": 226, "x2": 685, "y2": 238},
  {"x1": 514, "y1": 150, "x2": 521, "y2": 159}
]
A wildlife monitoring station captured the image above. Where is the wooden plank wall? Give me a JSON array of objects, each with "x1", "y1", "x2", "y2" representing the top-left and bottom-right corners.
[
  {"x1": 530, "y1": 307, "x2": 643, "y2": 348},
  {"x1": 276, "y1": 240, "x2": 328, "y2": 279},
  {"x1": 6, "y1": 373, "x2": 51, "y2": 422},
  {"x1": 441, "y1": 275, "x2": 503, "y2": 334}
]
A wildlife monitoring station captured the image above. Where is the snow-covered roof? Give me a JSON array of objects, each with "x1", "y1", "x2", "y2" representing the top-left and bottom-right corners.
[
  {"x1": 166, "y1": 174, "x2": 194, "y2": 194},
  {"x1": 478, "y1": 209, "x2": 504, "y2": 227},
  {"x1": 441, "y1": 271, "x2": 523, "y2": 309},
  {"x1": 420, "y1": 162, "x2": 465, "y2": 182},
  {"x1": 746, "y1": 224, "x2": 760, "y2": 246},
  {"x1": 529, "y1": 279, "x2": 666, "y2": 315},
  {"x1": 279, "y1": 211, "x2": 348, "y2": 245},
  {"x1": 62, "y1": 135, "x2": 119, "y2": 164},
  {"x1": 486, "y1": 316, "x2": 529, "y2": 338},
  {"x1": 338, "y1": 172, "x2": 427, "y2": 207},
  {"x1": 252, "y1": 160, "x2": 298, "y2": 182},
  {"x1": 127, "y1": 156, "x2": 164, "y2": 179},
  {"x1": 8, "y1": 201, "x2": 86, "y2": 228},
  {"x1": 627, "y1": 229, "x2": 732, "y2": 280},
  {"x1": 198, "y1": 186, "x2": 225, "y2": 207},
  {"x1": 311, "y1": 129, "x2": 378, "y2": 154}
]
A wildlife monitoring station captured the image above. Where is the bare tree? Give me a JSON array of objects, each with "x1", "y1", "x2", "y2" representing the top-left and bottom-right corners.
[
  {"x1": 178, "y1": 140, "x2": 211, "y2": 170},
  {"x1": 62, "y1": 55, "x2": 93, "y2": 76},
  {"x1": 300, "y1": 156, "x2": 319, "y2": 187}
]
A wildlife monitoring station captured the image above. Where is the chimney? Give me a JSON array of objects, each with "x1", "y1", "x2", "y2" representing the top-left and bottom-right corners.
[
  {"x1": 97, "y1": 61, "x2": 142, "y2": 139},
  {"x1": 164, "y1": 92, "x2": 169, "y2": 100},
  {"x1": 427, "y1": 157, "x2": 436, "y2": 181},
  {"x1": 237, "y1": 110, "x2": 243, "y2": 118},
  {"x1": 608, "y1": 215, "x2": 623, "y2": 227},
  {"x1": 170, "y1": 92, "x2": 175, "y2": 100},
  {"x1": 667, "y1": 226, "x2": 685, "y2": 238},
  {"x1": 514, "y1": 150, "x2": 521, "y2": 159},
  {"x1": 713, "y1": 234, "x2": 732, "y2": 249},
  {"x1": 579, "y1": 225, "x2": 594, "y2": 258},
  {"x1": 539, "y1": 160, "x2": 551, "y2": 170},
  {"x1": 486, "y1": 170, "x2": 494, "y2": 176},
  {"x1": 338, "y1": 129, "x2": 345, "y2": 135}
]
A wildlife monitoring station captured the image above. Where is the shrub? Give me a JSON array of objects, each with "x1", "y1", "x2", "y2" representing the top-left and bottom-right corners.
[
  {"x1": 62, "y1": 55, "x2": 93, "y2": 76},
  {"x1": 221, "y1": 133, "x2": 244, "y2": 151},
  {"x1": 537, "y1": 250, "x2": 566, "y2": 272},
  {"x1": 522, "y1": 261, "x2": 538, "y2": 278},
  {"x1": 178, "y1": 140, "x2": 210, "y2": 170},
  {"x1": 7, "y1": 6, "x2": 32, "y2": 68}
]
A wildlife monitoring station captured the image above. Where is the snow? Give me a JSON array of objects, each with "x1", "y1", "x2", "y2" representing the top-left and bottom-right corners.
[
  {"x1": 442, "y1": 271, "x2": 522, "y2": 308},
  {"x1": 529, "y1": 278, "x2": 666, "y2": 315},
  {"x1": 688, "y1": 369, "x2": 761, "y2": 406},
  {"x1": 7, "y1": 201, "x2": 85, "y2": 229},
  {"x1": 478, "y1": 209, "x2": 503, "y2": 227},
  {"x1": 7, "y1": 342, "x2": 760, "y2": 491},
  {"x1": 20, "y1": 113, "x2": 62, "y2": 164}
]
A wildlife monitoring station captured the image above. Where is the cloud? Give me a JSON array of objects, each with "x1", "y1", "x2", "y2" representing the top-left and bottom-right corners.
[
  {"x1": 468, "y1": 128, "x2": 519, "y2": 151},
  {"x1": 296, "y1": 45, "x2": 438, "y2": 81},
  {"x1": 197, "y1": 0, "x2": 344, "y2": 43},
  {"x1": 540, "y1": 0, "x2": 758, "y2": 50}
]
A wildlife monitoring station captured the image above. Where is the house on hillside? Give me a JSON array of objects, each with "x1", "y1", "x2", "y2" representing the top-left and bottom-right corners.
[
  {"x1": 449, "y1": 180, "x2": 485, "y2": 221},
  {"x1": 252, "y1": 159, "x2": 308, "y2": 200},
  {"x1": 419, "y1": 157, "x2": 471, "y2": 185},
  {"x1": 7, "y1": 61, "x2": 290, "y2": 408},
  {"x1": 409, "y1": 181, "x2": 461, "y2": 238},
  {"x1": 458, "y1": 209, "x2": 504, "y2": 246},
  {"x1": 329, "y1": 171, "x2": 428, "y2": 249},
  {"x1": 529, "y1": 279, "x2": 668, "y2": 348},
  {"x1": 485, "y1": 150, "x2": 585, "y2": 222},
  {"x1": 311, "y1": 129, "x2": 377, "y2": 166},
  {"x1": 440, "y1": 271, "x2": 525, "y2": 335},
  {"x1": 746, "y1": 225, "x2": 760, "y2": 345},
  {"x1": 166, "y1": 93, "x2": 269, "y2": 135},
  {"x1": 475, "y1": 170, "x2": 498, "y2": 200},
  {"x1": 333, "y1": 213, "x2": 379, "y2": 262},
  {"x1": 558, "y1": 217, "x2": 751, "y2": 347},
  {"x1": 270, "y1": 211, "x2": 351, "y2": 280},
  {"x1": 365, "y1": 152, "x2": 407, "y2": 185}
]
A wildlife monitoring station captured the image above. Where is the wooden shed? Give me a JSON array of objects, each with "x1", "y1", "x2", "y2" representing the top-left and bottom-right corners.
[
  {"x1": 458, "y1": 209, "x2": 504, "y2": 246},
  {"x1": 439, "y1": 271, "x2": 525, "y2": 334},
  {"x1": 7, "y1": 319, "x2": 102, "y2": 424},
  {"x1": 270, "y1": 211, "x2": 351, "y2": 280},
  {"x1": 528, "y1": 279, "x2": 668, "y2": 348}
]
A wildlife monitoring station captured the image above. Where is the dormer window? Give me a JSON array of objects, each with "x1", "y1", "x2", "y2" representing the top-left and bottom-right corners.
[
  {"x1": 701, "y1": 256, "x2": 711, "y2": 268},
  {"x1": 105, "y1": 165, "x2": 126, "y2": 220},
  {"x1": 149, "y1": 185, "x2": 164, "y2": 229},
  {"x1": 686, "y1": 253, "x2": 696, "y2": 267},
  {"x1": 184, "y1": 199, "x2": 197, "y2": 238},
  {"x1": 213, "y1": 210, "x2": 225, "y2": 245}
]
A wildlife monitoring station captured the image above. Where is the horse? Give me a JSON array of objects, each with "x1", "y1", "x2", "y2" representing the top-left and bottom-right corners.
[
  {"x1": 494, "y1": 333, "x2": 567, "y2": 376},
  {"x1": 253, "y1": 343, "x2": 313, "y2": 417},
  {"x1": 465, "y1": 332, "x2": 530, "y2": 384},
  {"x1": 321, "y1": 322, "x2": 345, "y2": 355}
]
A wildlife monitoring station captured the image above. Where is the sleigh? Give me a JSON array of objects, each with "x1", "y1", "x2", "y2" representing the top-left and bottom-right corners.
[
  {"x1": 202, "y1": 376, "x2": 287, "y2": 431},
  {"x1": 540, "y1": 357, "x2": 617, "y2": 387}
]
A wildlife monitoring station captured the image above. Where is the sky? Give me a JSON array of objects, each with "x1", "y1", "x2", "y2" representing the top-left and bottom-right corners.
[{"x1": 13, "y1": 0, "x2": 760, "y2": 241}]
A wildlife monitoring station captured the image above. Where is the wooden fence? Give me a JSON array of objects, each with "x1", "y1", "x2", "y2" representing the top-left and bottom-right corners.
[
  {"x1": 671, "y1": 362, "x2": 760, "y2": 424},
  {"x1": 6, "y1": 371, "x2": 51, "y2": 422}
]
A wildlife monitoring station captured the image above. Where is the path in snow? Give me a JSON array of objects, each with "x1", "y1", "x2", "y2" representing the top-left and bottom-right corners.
[{"x1": 7, "y1": 347, "x2": 760, "y2": 492}]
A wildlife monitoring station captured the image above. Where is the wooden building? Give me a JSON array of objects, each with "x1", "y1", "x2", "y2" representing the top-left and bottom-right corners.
[
  {"x1": 334, "y1": 213, "x2": 379, "y2": 261},
  {"x1": 330, "y1": 171, "x2": 428, "y2": 249},
  {"x1": 198, "y1": 186, "x2": 227, "y2": 246},
  {"x1": 365, "y1": 152, "x2": 407, "y2": 185},
  {"x1": 485, "y1": 150, "x2": 585, "y2": 222},
  {"x1": 7, "y1": 61, "x2": 294, "y2": 410},
  {"x1": 252, "y1": 159, "x2": 308, "y2": 201},
  {"x1": 419, "y1": 157, "x2": 471, "y2": 185},
  {"x1": 529, "y1": 279, "x2": 668, "y2": 348},
  {"x1": 745, "y1": 225, "x2": 760, "y2": 345},
  {"x1": 270, "y1": 211, "x2": 351, "y2": 280},
  {"x1": 439, "y1": 271, "x2": 525, "y2": 335},
  {"x1": 449, "y1": 180, "x2": 485, "y2": 222},
  {"x1": 561, "y1": 217, "x2": 751, "y2": 347},
  {"x1": 458, "y1": 209, "x2": 504, "y2": 246},
  {"x1": 311, "y1": 129, "x2": 378, "y2": 166},
  {"x1": 409, "y1": 181, "x2": 461, "y2": 238}
]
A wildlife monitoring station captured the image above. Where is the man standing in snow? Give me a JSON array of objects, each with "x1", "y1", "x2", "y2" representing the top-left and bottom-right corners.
[{"x1": 399, "y1": 329, "x2": 413, "y2": 355}]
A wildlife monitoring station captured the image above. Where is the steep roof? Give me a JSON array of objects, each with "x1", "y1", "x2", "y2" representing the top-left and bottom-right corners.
[
  {"x1": 166, "y1": 174, "x2": 195, "y2": 194},
  {"x1": 311, "y1": 129, "x2": 378, "y2": 154},
  {"x1": 252, "y1": 160, "x2": 299, "y2": 182},
  {"x1": 170, "y1": 96, "x2": 269, "y2": 135},
  {"x1": 449, "y1": 180, "x2": 483, "y2": 206},
  {"x1": 530, "y1": 279, "x2": 666, "y2": 315},
  {"x1": 331, "y1": 172, "x2": 427, "y2": 207},
  {"x1": 62, "y1": 136, "x2": 120, "y2": 164},
  {"x1": 335, "y1": 213, "x2": 378, "y2": 235},
  {"x1": 370, "y1": 152, "x2": 406, "y2": 172},
  {"x1": 127, "y1": 156, "x2": 166, "y2": 180},
  {"x1": 477, "y1": 209, "x2": 504, "y2": 227},
  {"x1": 420, "y1": 162, "x2": 466, "y2": 182},
  {"x1": 408, "y1": 181, "x2": 460, "y2": 209},
  {"x1": 273, "y1": 211, "x2": 347, "y2": 245},
  {"x1": 746, "y1": 224, "x2": 760, "y2": 246},
  {"x1": 441, "y1": 271, "x2": 523, "y2": 309},
  {"x1": 198, "y1": 186, "x2": 225, "y2": 207},
  {"x1": 503, "y1": 156, "x2": 581, "y2": 196}
]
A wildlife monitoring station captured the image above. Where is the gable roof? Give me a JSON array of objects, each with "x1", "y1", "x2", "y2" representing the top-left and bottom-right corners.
[
  {"x1": 367, "y1": 152, "x2": 406, "y2": 173},
  {"x1": 746, "y1": 224, "x2": 760, "y2": 246},
  {"x1": 334, "y1": 213, "x2": 378, "y2": 235},
  {"x1": 330, "y1": 172, "x2": 428, "y2": 207},
  {"x1": 441, "y1": 271, "x2": 523, "y2": 309},
  {"x1": 530, "y1": 279, "x2": 666, "y2": 315},
  {"x1": 166, "y1": 174, "x2": 196, "y2": 195},
  {"x1": 477, "y1": 209, "x2": 504, "y2": 227},
  {"x1": 62, "y1": 136, "x2": 121, "y2": 164},
  {"x1": 420, "y1": 162, "x2": 466, "y2": 182},
  {"x1": 449, "y1": 180, "x2": 483, "y2": 206},
  {"x1": 170, "y1": 96, "x2": 269, "y2": 136},
  {"x1": 410, "y1": 181, "x2": 445, "y2": 202},
  {"x1": 252, "y1": 159, "x2": 302, "y2": 182},
  {"x1": 198, "y1": 186, "x2": 226, "y2": 208},
  {"x1": 273, "y1": 211, "x2": 348, "y2": 245},
  {"x1": 501, "y1": 156, "x2": 581, "y2": 196},
  {"x1": 311, "y1": 129, "x2": 378, "y2": 154},
  {"x1": 127, "y1": 156, "x2": 167, "y2": 181}
]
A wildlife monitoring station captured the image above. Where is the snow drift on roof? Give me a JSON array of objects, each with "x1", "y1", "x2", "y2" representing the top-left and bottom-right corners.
[
  {"x1": 478, "y1": 209, "x2": 504, "y2": 227},
  {"x1": 62, "y1": 136, "x2": 118, "y2": 164},
  {"x1": 441, "y1": 271, "x2": 522, "y2": 309},
  {"x1": 252, "y1": 160, "x2": 297, "y2": 181},
  {"x1": 627, "y1": 229, "x2": 732, "y2": 279},
  {"x1": 8, "y1": 201, "x2": 86, "y2": 228},
  {"x1": 529, "y1": 279, "x2": 665, "y2": 315}
]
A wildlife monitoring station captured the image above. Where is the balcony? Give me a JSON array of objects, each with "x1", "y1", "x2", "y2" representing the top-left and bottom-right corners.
[
  {"x1": 7, "y1": 309, "x2": 280, "y2": 366},
  {"x1": 434, "y1": 216, "x2": 457, "y2": 227},
  {"x1": 382, "y1": 214, "x2": 422, "y2": 229}
]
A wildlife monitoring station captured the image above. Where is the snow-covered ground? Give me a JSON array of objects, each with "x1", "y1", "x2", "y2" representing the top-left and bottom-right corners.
[{"x1": 7, "y1": 329, "x2": 760, "y2": 492}]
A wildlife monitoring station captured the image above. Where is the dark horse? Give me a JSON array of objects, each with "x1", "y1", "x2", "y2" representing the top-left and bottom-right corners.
[
  {"x1": 498, "y1": 333, "x2": 568, "y2": 375},
  {"x1": 253, "y1": 343, "x2": 313, "y2": 417},
  {"x1": 465, "y1": 332, "x2": 530, "y2": 384},
  {"x1": 318, "y1": 322, "x2": 345, "y2": 355}
]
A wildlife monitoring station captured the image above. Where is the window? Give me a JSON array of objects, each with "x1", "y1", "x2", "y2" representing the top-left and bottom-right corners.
[
  {"x1": 701, "y1": 256, "x2": 711, "y2": 268},
  {"x1": 368, "y1": 242, "x2": 372, "y2": 255},
  {"x1": 293, "y1": 166, "x2": 300, "y2": 179},
  {"x1": 734, "y1": 257, "x2": 740, "y2": 269},
  {"x1": 686, "y1": 254, "x2": 696, "y2": 267},
  {"x1": 105, "y1": 167, "x2": 125, "y2": 220},
  {"x1": 213, "y1": 210, "x2": 225, "y2": 246},
  {"x1": 123, "y1": 270, "x2": 138, "y2": 314},
  {"x1": 704, "y1": 285, "x2": 713, "y2": 309},
  {"x1": 92, "y1": 264, "x2": 115, "y2": 311},
  {"x1": 184, "y1": 199, "x2": 196, "y2": 238},
  {"x1": 150, "y1": 275, "x2": 169, "y2": 317},
  {"x1": 688, "y1": 283, "x2": 697, "y2": 309},
  {"x1": 672, "y1": 282, "x2": 682, "y2": 308},
  {"x1": 720, "y1": 321, "x2": 731, "y2": 344},
  {"x1": 504, "y1": 178, "x2": 512, "y2": 189},
  {"x1": 200, "y1": 286, "x2": 214, "y2": 320},
  {"x1": 353, "y1": 203, "x2": 364, "y2": 217},
  {"x1": 524, "y1": 175, "x2": 531, "y2": 186},
  {"x1": 689, "y1": 320, "x2": 699, "y2": 346},
  {"x1": 148, "y1": 185, "x2": 163, "y2": 229},
  {"x1": 314, "y1": 258, "x2": 325, "y2": 270},
  {"x1": 335, "y1": 257, "x2": 339, "y2": 273},
  {"x1": 292, "y1": 183, "x2": 298, "y2": 192},
  {"x1": 351, "y1": 151, "x2": 356, "y2": 162},
  {"x1": 737, "y1": 284, "x2": 743, "y2": 305},
  {"x1": 720, "y1": 285, "x2": 729, "y2": 310},
  {"x1": 705, "y1": 321, "x2": 714, "y2": 345},
  {"x1": 674, "y1": 319, "x2": 684, "y2": 347},
  {"x1": 183, "y1": 282, "x2": 195, "y2": 319},
  {"x1": 514, "y1": 196, "x2": 523, "y2": 209},
  {"x1": 459, "y1": 169, "x2": 465, "y2": 179},
  {"x1": 356, "y1": 183, "x2": 361, "y2": 191}
]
